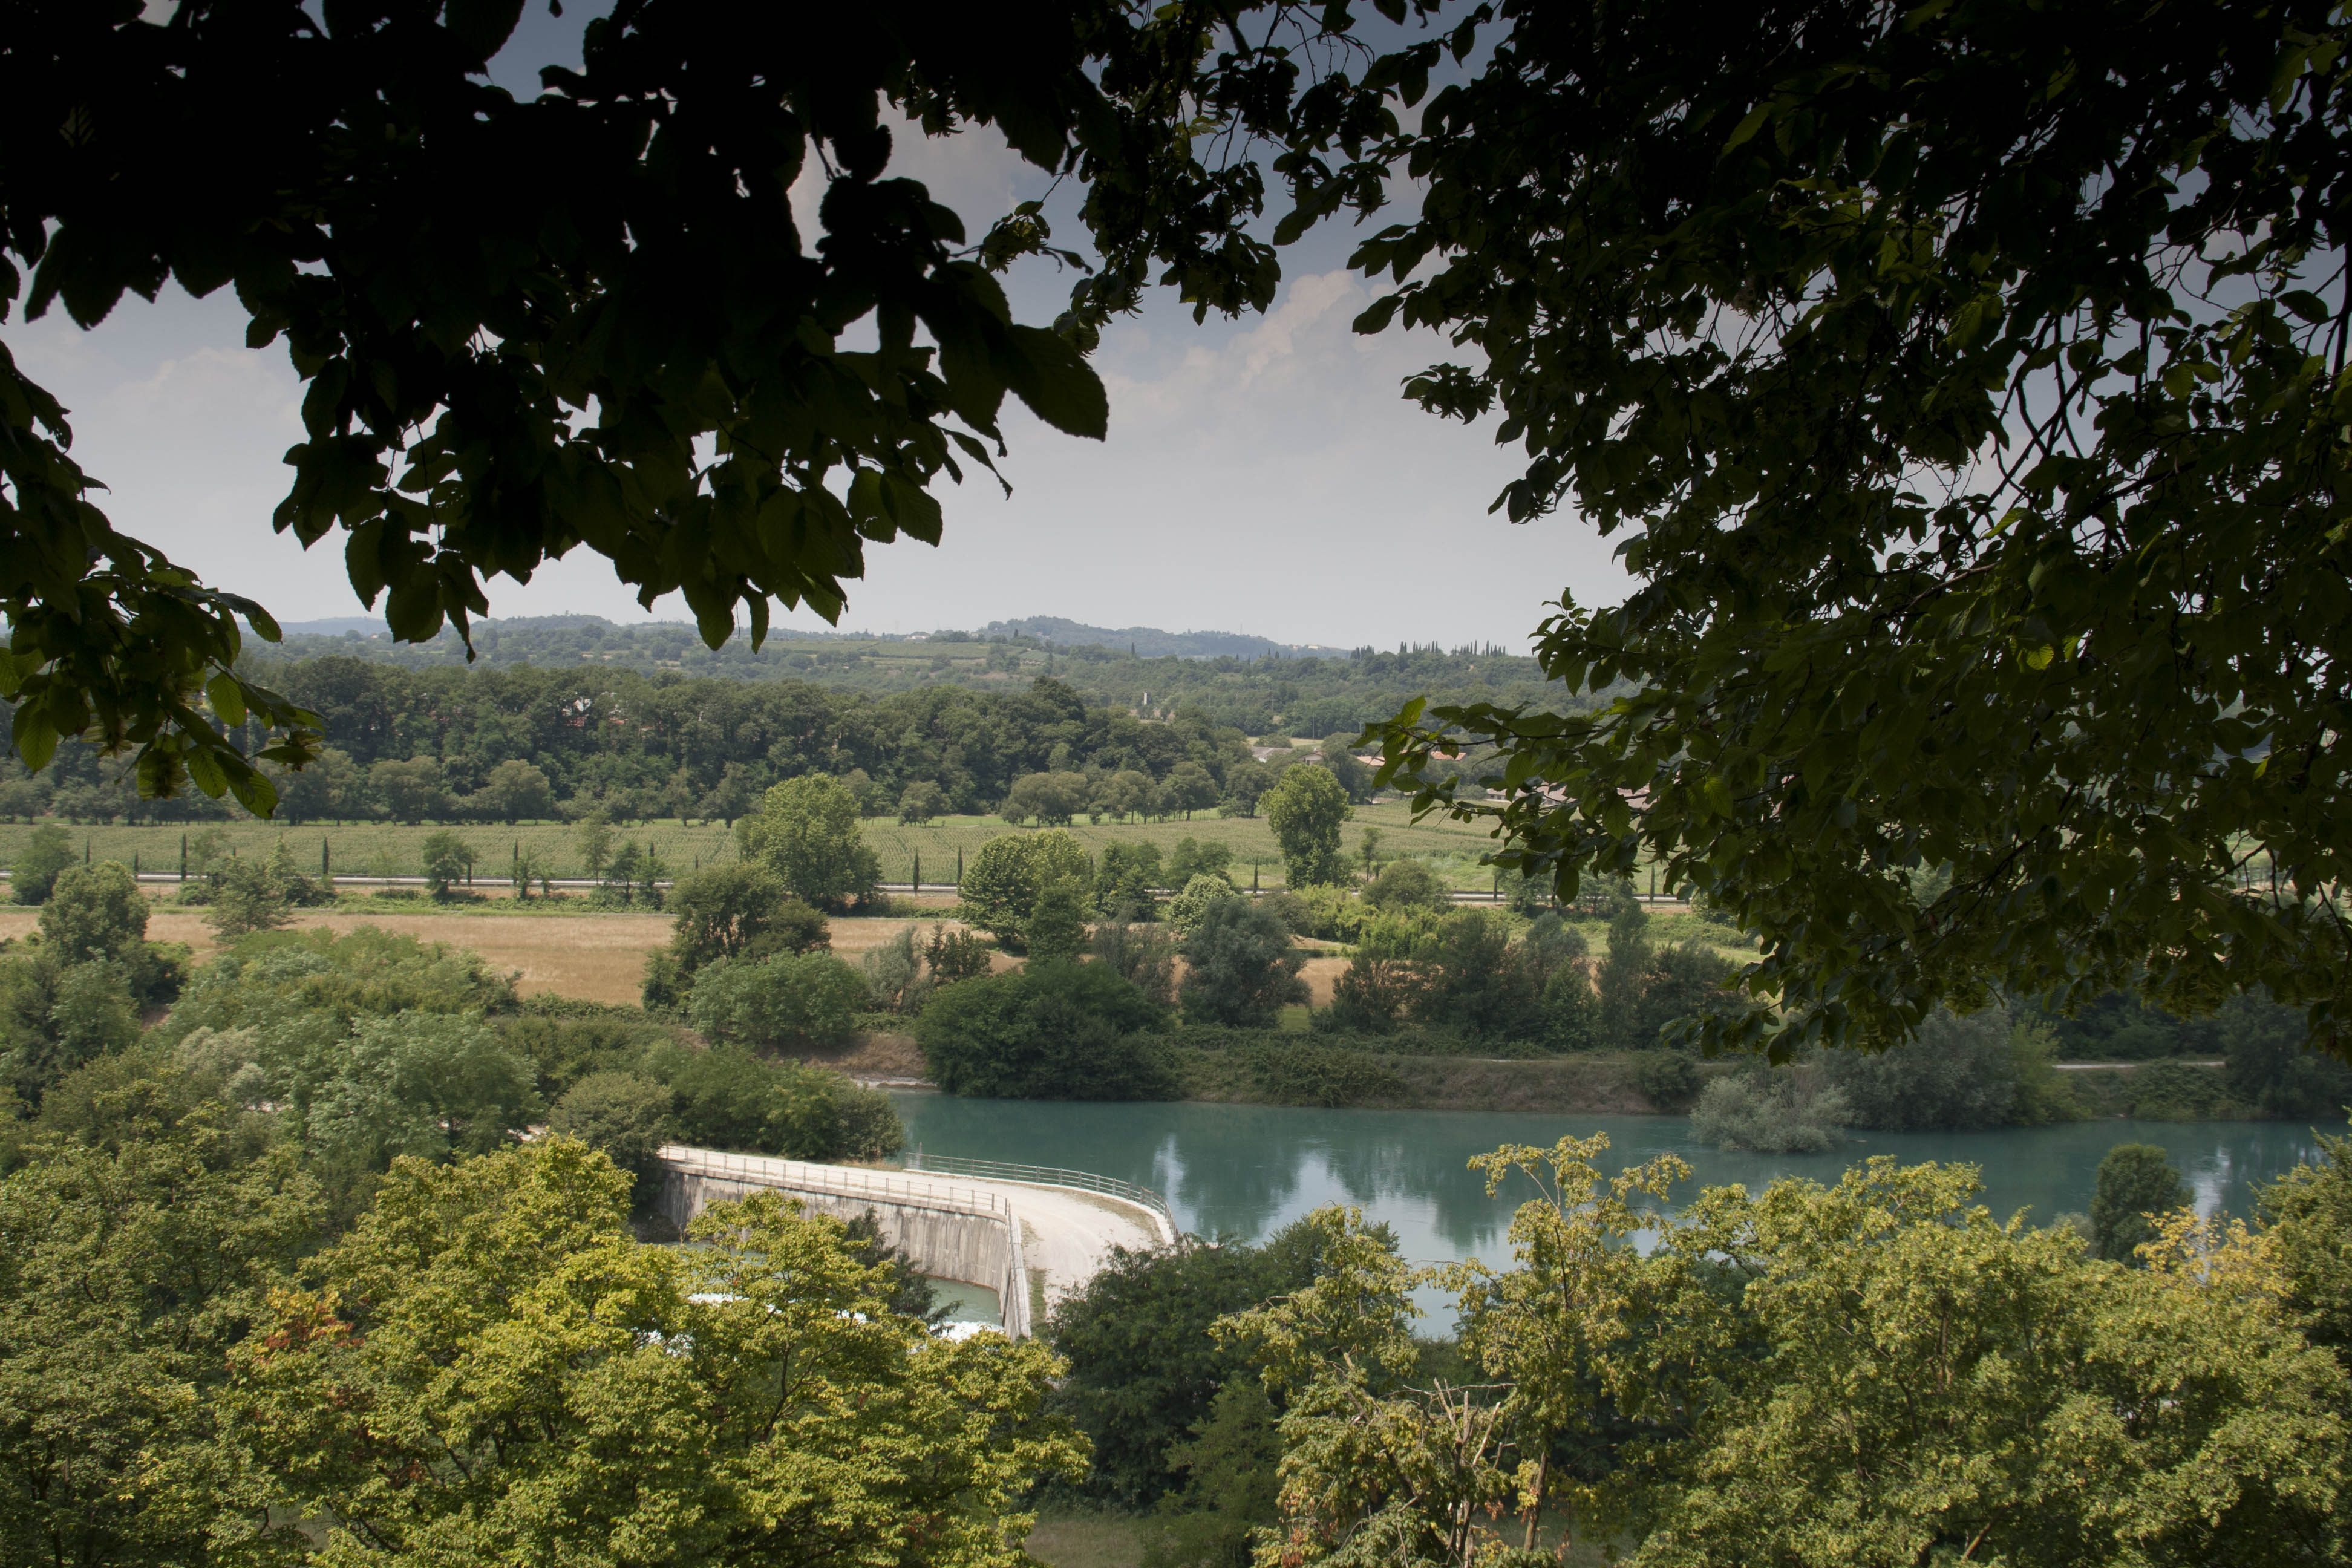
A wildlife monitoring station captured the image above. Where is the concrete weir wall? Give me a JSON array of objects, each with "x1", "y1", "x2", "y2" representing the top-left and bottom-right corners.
[{"x1": 652, "y1": 1148, "x2": 1031, "y2": 1338}]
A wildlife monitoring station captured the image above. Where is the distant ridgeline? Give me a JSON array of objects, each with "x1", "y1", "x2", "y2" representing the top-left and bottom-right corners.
[
  {"x1": 4, "y1": 615, "x2": 1595, "y2": 829},
  {"x1": 249, "y1": 615, "x2": 1571, "y2": 738}
]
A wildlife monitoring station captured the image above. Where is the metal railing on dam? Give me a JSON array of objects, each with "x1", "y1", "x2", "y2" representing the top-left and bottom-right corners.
[{"x1": 904, "y1": 1151, "x2": 1178, "y2": 1241}]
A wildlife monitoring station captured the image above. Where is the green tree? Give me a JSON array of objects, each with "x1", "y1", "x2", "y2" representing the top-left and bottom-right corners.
[
  {"x1": 37, "y1": 859, "x2": 148, "y2": 964},
  {"x1": 206, "y1": 852, "x2": 293, "y2": 938},
  {"x1": 1820, "y1": 1006, "x2": 2022, "y2": 1131},
  {"x1": 660, "y1": 862, "x2": 804, "y2": 978},
  {"x1": 0, "y1": 1100, "x2": 322, "y2": 1567},
  {"x1": 418, "y1": 829, "x2": 475, "y2": 899},
  {"x1": 1219, "y1": 762, "x2": 1274, "y2": 820},
  {"x1": 1003, "y1": 770, "x2": 1093, "y2": 826},
  {"x1": 1167, "y1": 838, "x2": 1235, "y2": 888},
  {"x1": 2091, "y1": 1143, "x2": 2194, "y2": 1264},
  {"x1": 860, "y1": 925, "x2": 932, "y2": 1016},
  {"x1": 2, "y1": 959, "x2": 143, "y2": 1105},
  {"x1": 370, "y1": 756, "x2": 450, "y2": 824},
  {"x1": 510, "y1": 841, "x2": 549, "y2": 900},
  {"x1": 739, "y1": 774, "x2": 881, "y2": 910},
  {"x1": 301, "y1": 1011, "x2": 543, "y2": 1172},
  {"x1": 1363, "y1": 857, "x2": 1447, "y2": 912},
  {"x1": 651, "y1": 1045, "x2": 899, "y2": 1161},
  {"x1": 925, "y1": 924, "x2": 994, "y2": 986},
  {"x1": 916, "y1": 962, "x2": 1171, "y2": 1100},
  {"x1": 1047, "y1": 1235, "x2": 1311, "y2": 1508},
  {"x1": 897, "y1": 779, "x2": 944, "y2": 826},
  {"x1": 958, "y1": 830, "x2": 1092, "y2": 950},
  {"x1": 1094, "y1": 921, "x2": 1179, "y2": 1010},
  {"x1": 1180, "y1": 897, "x2": 1307, "y2": 1029},
  {"x1": 1096, "y1": 840, "x2": 1166, "y2": 921},
  {"x1": 472, "y1": 758, "x2": 554, "y2": 823},
  {"x1": 1162, "y1": 761, "x2": 1221, "y2": 820},
  {"x1": 1234, "y1": 1142, "x2": 2352, "y2": 1567},
  {"x1": 1317, "y1": 738, "x2": 1371, "y2": 804},
  {"x1": 575, "y1": 811, "x2": 614, "y2": 881},
  {"x1": 269, "y1": 743, "x2": 363, "y2": 825},
  {"x1": 2261, "y1": 1128, "x2": 2352, "y2": 1359},
  {"x1": 1025, "y1": 881, "x2": 1092, "y2": 963},
  {"x1": 546, "y1": 1071, "x2": 673, "y2": 1189},
  {"x1": 225, "y1": 1143, "x2": 1081, "y2": 1565},
  {"x1": 2223, "y1": 992, "x2": 2352, "y2": 1118},
  {"x1": 1093, "y1": 769, "x2": 1158, "y2": 823},
  {"x1": 1688, "y1": 1064, "x2": 1851, "y2": 1154},
  {"x1": 1165, "y1": 874, "x2": 1243, "y2": 940},
  {"x1": 1262, "y1": 765, "x2": 1351, "y2": 889},
  {"x1": 685, "y1": 951, "x2": 869, "y2": 1053},
  {"x1": 1287, "y1": 5, "x2": 2352, "y2": 1057},
  {"x1": 6, "y1": 823, "x2": 74, "y2": 906}
]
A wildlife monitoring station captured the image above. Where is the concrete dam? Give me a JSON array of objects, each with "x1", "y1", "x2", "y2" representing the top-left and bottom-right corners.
[{"x1": 652, "y1": 1146, "x2": 1176, "y2": 1338}]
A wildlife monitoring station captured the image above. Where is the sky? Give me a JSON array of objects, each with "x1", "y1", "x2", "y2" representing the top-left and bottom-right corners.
[{"x1": 8, "y1": 7, "x2": 1632, "y2": 653}]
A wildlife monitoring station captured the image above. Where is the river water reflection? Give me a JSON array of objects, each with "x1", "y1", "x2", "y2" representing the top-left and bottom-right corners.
[{"x1": 892, "y1": 1093, "x2": 2345, "y2": 1296}]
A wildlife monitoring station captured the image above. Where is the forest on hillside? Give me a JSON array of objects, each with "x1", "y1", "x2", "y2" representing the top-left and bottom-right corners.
[{"x1": 255, "y1": 616, "x2": 1577, "y2": 727}]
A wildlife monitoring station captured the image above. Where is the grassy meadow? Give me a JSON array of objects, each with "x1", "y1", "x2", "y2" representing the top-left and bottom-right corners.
[{"x1": 0, "y1": 799, "x2": 1566, "y2": 890}]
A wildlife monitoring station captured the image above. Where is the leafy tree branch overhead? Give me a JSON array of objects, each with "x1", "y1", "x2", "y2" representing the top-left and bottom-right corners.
[
  {"x1": 1304, "y1": 0, "x2": 2352, "y2": 1056},
  {"x1": 1, "y1": 0, "x2": 1207, "y2": 811}
]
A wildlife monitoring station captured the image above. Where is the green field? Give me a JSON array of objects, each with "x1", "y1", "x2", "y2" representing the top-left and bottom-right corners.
[{"x1": 0, "y1": 799, "x2": 1569, "y2": 890}]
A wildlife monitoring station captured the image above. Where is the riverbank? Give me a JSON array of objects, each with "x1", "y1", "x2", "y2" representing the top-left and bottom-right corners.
[{"x1": 817, "y1": 1031, "x2": 2285, "y2": 1125}]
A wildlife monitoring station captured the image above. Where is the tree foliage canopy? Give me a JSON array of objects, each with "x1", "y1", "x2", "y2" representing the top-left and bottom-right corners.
[{"x1": 1315, "y1": 0, "x2": 2352, "y2": 1053}]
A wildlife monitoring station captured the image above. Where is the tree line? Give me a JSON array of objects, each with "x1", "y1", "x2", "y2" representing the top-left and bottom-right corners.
[
  {"x1": 7, "y1": 664, "x2": 1417, "y2": 829},
  {"x1": 252, "y1": 618, "x2": 1578, "y2": 740}
]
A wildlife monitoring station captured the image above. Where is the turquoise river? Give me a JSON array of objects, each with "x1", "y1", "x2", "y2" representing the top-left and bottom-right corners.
[{"x1": 891, "y1": 1093, "x2": 2345, "y2": 1316}]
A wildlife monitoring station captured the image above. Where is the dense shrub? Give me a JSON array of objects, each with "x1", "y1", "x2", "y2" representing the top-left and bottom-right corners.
[
  {"x1": 2128, "y1": 1060, "x2": 2245, "y2": 1121},
  {"x1": 5, "y1": 824, "x2": 74, "y2": 905},
  {"x1": 1363, "y1": 858, "x2": 1449, "y2": 912},
  {"x1": 501, "y1": 1013, "x2": 680, "y2": 1100},
  {"x1": 648, "y1": 1042, "x2": 902, "y2": 1160},
  {"x1": 1232, "y1": 1039, "x2": 1406, "y2": 1108},
  {"x1": 2221, "y1": 991, "x2": 2352, "y2": 1117},
  {"x1": 1025, "y1": 880, "x2": 1093, "y2": 961},
  {"x1": 1630, "y1": 1050, "x2": 1702, "y2": 1110},
  {"x1": 1180, "y1": 897, "x2": 1308, "y2": 1027},
  {"x1": 1821, "y1": 1007, "x2": 2020, "y2": 1131},
  {"x1": 915, "y1": 961, "x2": 1172, "y2": 1099},
  {"x1": 1690, "y1": 1066, "x2": 1850, "y2": 1152},
  {"x1": 1094, "y1": 921, "x2": 1178, "y2": 1008},
  {"x1": 646, "y1": 862, "x2": 831, "y2": 1010},
  {"x1": 1321, "y1": 954, "x2": 1420, "y2": 1034},
  {"x1": 685, "y1": 951, "x2": 867, "y2": 1051},
  {"x1": 546, "y1": 1071, "x2": 673, "y2": 1183},
  {"x1": 301, "y1": 1012, "x2": 542, "y2": 1171},
  {"x1": 2091, "y1": 1143, "x2": 2192, "y2": 1263},
  {"x1": 1166, "y1": 874, "x2": 1243, "y2": 938},
  {"x1": 1045, "y1": 1223, "x2": 1337, "y2": 1508},
  {"x1": 1095, "y1": 841, "x2": 1166, "y2": 921}
]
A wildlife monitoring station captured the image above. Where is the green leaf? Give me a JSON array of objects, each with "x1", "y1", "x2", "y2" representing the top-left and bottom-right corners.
[
  {"x1": 185, "y1": 746, "x2": 229, "y2": 800},
  {"x1": 443, "y1": 0, "x2": 526, "y2": 60},
  {"x1": 206, "y1": 675, "x2": 248, "y2": 727},
  {"x1": 1000, "y1": 326, "x2": 1108, "y2": 440},
  {"x1": 1721, "y1": 103, "x2": 1772, "y2": 152},
  {"x1": 2280, "y1": 289, "x2": 2330, "y2": 324}
]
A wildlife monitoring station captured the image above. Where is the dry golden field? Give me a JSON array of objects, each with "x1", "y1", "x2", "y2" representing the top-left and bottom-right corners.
[{"x1": 0, "y1": 901, "x2": 1013, "y2": 1007}]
